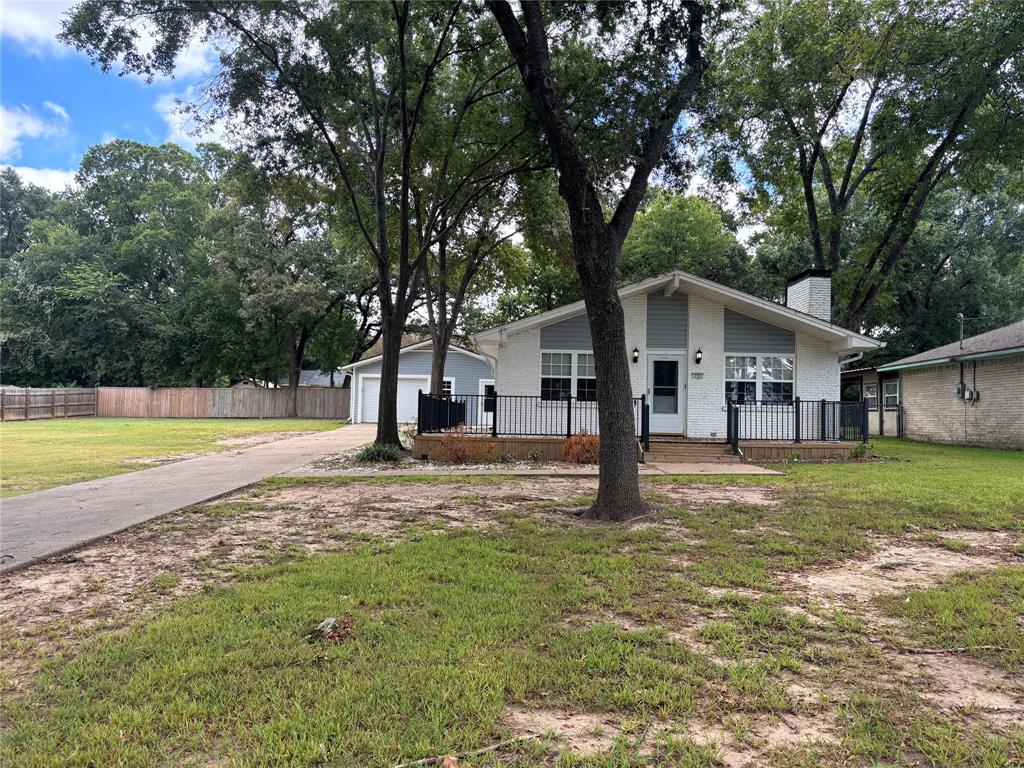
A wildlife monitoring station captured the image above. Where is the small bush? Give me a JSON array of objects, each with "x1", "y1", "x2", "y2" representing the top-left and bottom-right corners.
[
  {"x1": 562, "y1": 431, "x2": 600, "y2": 464},
  {"x1": 354, "y1": 443, "x2": 404, "y2": 463},
  {"x1": 497, "y1": 452, "x2": 514, "y2": 464},
  {"x1": 439, "y1": 426, "x2": 497, "y2": 464},
  {"x1": 527, "y1": 449, "x2": 542, "y2": 463},
  {"x1": 851, "y1": 442, "x2": 869, "y2": 460}
]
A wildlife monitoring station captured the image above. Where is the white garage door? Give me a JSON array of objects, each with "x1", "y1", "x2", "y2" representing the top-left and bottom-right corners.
[{"x1": 359, "y1": 376, "x2": 429, "y2": 423}]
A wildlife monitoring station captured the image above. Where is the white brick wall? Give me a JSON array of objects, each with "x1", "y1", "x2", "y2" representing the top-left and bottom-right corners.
[
  {"x1": 622, "y1": 293, "x2": 647, "y2": 398},
  {"x1": 494, "y1": 326, "x2": 541, "y2": 395},
  {"x1": 796, "y1": 334, "x2": 841, "y2": 401},
  {"x1": 686, "y1": 296, "x2": 726, "y2": 437},
  {"x1": 786, "y1": 277, "x2": 831, "y2": 321}
]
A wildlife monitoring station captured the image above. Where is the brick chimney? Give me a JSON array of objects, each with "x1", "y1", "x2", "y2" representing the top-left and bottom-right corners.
[{"x1": 786, "y1": 269, "x2": 832, "y2": 321}]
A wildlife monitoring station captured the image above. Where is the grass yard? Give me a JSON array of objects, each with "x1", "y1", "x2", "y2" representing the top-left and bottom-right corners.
[
  {"x1": 1, "y1": 439, "x2": 1022, "y2": 766},
  {"x1": 0, "y1": 417, "x2": 346, "y2": 497}
]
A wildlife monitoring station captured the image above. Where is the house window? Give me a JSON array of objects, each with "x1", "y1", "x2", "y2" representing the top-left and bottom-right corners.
[
  {"x1": 883, "y1": 380, "x2": 899, "y2": 409},
  {"x1": 725, "y1": 354, "x2": 795, "y2": 402},
  {"x1": 541, "y1": 352, "x2": 572, "y2": 401},
  {"x1": 761, "y1": 356, "x2": 794, "y2": 403},
  {"x1": 576, "y1": 353, "x2": 597, "y2": 401},
  {"x1": 725, "y1": 355, "x2": 757, "y2": 403},
  {"x1": 441, "y1": 379, "x2": 454, "y2": 396},
  {"x1": 864, "y1": 383, "x2": 878, "y2": 410}
]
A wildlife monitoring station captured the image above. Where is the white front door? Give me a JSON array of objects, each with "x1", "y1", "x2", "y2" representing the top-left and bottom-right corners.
[
  {"x1": 647, "y1": 353, "x2": 686, "y2": 434},
  {"x1": 478, "y1": 379, "x2": 495, "y2": 427}
]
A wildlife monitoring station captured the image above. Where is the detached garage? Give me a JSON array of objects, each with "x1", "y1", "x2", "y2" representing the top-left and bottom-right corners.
[{"x1": 342, "y1": 341, "x2": 494, "y2": 424}]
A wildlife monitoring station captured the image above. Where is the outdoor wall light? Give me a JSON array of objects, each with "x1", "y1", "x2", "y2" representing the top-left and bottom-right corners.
[
  {"x1": 695, "y1": 348, "x2": 703, "y2": 365},
  {"x1": 632, "y1": 347, "x2": 640, "y2": 363}
]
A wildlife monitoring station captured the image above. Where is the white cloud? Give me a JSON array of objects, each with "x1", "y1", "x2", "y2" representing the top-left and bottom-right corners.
[
  {"x1": 0, "y1": 0, "x2": 218, "y2": 80},
  {"x1": 0, "y1": 0, "x2": 74, "y2": 54},
  {"x1": 42, "y1": 100, "x2": 71, "y2": 123},
  {"x1": 0, "y1": 103, "x2": 70, "y2": 160},
  {"x1": 5, "y1": 165, "x2": 77, "y2": 192}
]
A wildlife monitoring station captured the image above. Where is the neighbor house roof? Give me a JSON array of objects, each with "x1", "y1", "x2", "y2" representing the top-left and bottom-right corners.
[
  {"x1": 276, "y1": 370, "x2": 349, "y2": 387},
  {"x1": 472, "y1": 270, "x2": 883, "y2": 356},
  {"x1": 877, "y1": 319, "x2": 1024, "y2": 372},
  {"x1": 340, "y1": 340, "x2": 488, "y2": 372}
]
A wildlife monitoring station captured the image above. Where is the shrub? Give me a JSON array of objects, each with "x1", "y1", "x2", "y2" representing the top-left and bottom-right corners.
[
  {"x1": 439, "y1": 426, "x2": 497, "y2": 464},
  {"x1": 527, "y1": 449, "x2": 543, "y2": 463},
  {"x1": 562, "y1": 431, "x2": 600, "y2": 464},
  {"x1": 497, "y1": 452, "x2": 514, "y2": 464},
  {"x1": 354, "y1": 443, "x2": 404, "y2": 463},
  {"x1": 851, "y1": 442, "x2": 869, "y2": 460}
]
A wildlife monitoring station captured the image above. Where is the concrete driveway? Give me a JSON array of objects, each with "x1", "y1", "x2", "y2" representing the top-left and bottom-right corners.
[{"x1": 0, "y1": 423, "x2": 376, "y2": 573}]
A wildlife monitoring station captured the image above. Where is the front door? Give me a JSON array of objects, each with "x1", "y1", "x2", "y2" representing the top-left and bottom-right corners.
[{"x1": 647, "y1": 353, "x2": 686, "y2": 434}]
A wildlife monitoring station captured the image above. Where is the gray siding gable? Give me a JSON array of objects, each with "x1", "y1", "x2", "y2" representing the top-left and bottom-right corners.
[
  {"x1": 724, "y1": 309, "x2": 796, "y2": 353},
  {"x1": 539, "y1": 313, "x2": 592, "y2": 350},
  {"x1": 355, "y1": 349, "x2": 493, "y2": 395},
  {"x1": 646, "y1": 292, "x2": 688, "y2": 348}
]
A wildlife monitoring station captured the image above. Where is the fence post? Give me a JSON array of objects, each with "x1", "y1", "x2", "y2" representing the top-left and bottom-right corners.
[
  {"x1": 0, "y1": 389, "x2": 4, "y2": 421},
  {"x1": 861, "y1": 399, "x2": 869, "y2": 443},
  {"x1": 794, "y1": 396, "x2": 801, "y2": 443},
  {"x1": 416, "y1": 390, "x2": 423, "y2": 435},
  {"x1": 819, "y1": 399, "x2": 826, "y2": 441},
  {"x1": 566, "y1": 395, "x2": 572, "y2": 438},
  {"x1": 641, "y1": 394, "x2": 650, "y2": 452},
  {"x1": 25, "y1": 389, "x2": 30, "y2": 421},
  {"x1": 491, "y1": 390, "x2": 498, "y2": 438}
]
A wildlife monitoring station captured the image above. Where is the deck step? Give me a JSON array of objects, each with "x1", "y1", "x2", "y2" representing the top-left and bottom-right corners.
[{"x1": 644, "y1": 453, "x2": 742, "y2": 464}]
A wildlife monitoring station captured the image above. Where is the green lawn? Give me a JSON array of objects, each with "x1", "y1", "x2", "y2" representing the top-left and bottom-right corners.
[
  {"x1": 0, "y1": 417, "x2": 345, "y2": 497},
  {"x1": 2, "y1": 438, "x2": 1022, "y2": 766}
]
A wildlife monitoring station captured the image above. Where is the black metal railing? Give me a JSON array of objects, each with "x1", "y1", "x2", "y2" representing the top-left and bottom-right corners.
[
  {"x1": 418, "y1": 391, "x2": 650, "y2": 450},
  {"x1": 727, "y1": 397, "x2": 868, "y2": 455}
]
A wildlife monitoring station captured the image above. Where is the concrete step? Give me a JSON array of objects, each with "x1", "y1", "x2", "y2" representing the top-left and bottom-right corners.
[{"x1": 644, "y1": 452, "x2": 742, "y2": 464}]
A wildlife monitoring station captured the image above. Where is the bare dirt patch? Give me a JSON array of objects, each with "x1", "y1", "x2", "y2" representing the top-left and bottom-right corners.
[
  {"x1": 893, "y1": 650, "x2": 1024, "y2": 728},
  {"x1": 788, "y1": 537, "x2": 1017, "y2": 605},
  {"x1": 504, "y1": 706, "x2": 632, "y2": 755}
]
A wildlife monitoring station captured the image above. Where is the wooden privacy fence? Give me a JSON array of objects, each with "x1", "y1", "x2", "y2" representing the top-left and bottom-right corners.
[
  {"x1": 0, "y1": 388, "x2": 97, "y2": 421},
  {"x1": 95, "y1": 386, "x2": 350, "y2": 419}
]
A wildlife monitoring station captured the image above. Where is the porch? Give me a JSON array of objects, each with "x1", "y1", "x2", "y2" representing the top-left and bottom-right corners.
[{"x1": 414, "y1": 392, "x2": 869, "y2": 463}]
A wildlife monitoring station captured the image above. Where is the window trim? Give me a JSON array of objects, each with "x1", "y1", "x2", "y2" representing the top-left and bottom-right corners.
[
  {"x1": 540, "y1": 350, "x2": 598, "y2": 401},
  {"x1": 440, "y1": 377, "x2": 455, "y2": 396},
  {"x1": 883, "y1": 379, "x2": 899, "y2": 410},
  {"x1": 864, "y1": 382, "x2": 878, "y2": 411},
  {"x1": 724, "y1": 352, "x2": 796, "y2": 403}
]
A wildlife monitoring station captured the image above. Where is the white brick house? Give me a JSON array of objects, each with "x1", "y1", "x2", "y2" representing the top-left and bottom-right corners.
[{"x1": 472, "y1": 270, "x2": 883, "y2": 439}]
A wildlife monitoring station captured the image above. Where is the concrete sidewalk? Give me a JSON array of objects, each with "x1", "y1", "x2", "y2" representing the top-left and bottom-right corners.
[{"x1": 0, "y1": 423, "x2": 376, "y2": 573}]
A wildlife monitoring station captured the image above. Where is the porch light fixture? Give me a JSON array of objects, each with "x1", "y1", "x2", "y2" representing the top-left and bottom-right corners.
[
  {"x1": 695, "y1": 348, "x2": 703, "y2": 365},
  {"x1": 632, "y1": 347, "x2": 640, "y2": 363}
]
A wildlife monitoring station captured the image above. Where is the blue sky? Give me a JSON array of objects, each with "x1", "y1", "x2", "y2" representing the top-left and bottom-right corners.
[{"x1": 1, "y1": 0, "x2": 217, "y2": 190}]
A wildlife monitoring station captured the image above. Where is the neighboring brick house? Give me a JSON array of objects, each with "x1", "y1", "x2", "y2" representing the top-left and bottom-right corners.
[
  {"x1": 874, "y1": 320, "x2": 1024, "y2": 450},
  {"x1": 472, "y1": 269, "x2": 882, "y2": 439},
  {"x1": 840, "y1": 367, "x2": 902, "y2": 437}
]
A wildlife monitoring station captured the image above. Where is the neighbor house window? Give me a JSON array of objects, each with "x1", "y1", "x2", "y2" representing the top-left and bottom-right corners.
[
  {"x1": 726, "y1": 354, "x2": 795, "y2": 402},
  {"x1": 441, "y1": 379, "x2": 454, "y2": 396},
  {"x1": 761, "y1": 356, "x2": 794, "y2": 403},
  {"x1": 883, "y1": 380, "x2": 899, "y2": 409},
  {"x1": 725, "y1": 355, "x2": 757, "y2": 403},
  {"x1": 541, "y1": 352, "x2": 572, "y2": 401},
  {"x1": 864, "y1": 383, "x2": 878, "y2": 410},
  {"x1": 576, "y1": 353, "x2": 597, "y2": 401}
]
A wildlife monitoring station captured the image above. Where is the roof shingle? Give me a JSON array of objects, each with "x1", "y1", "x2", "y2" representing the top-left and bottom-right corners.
[{"x1": 879, "y1": 319, "x2": 1024, "y2": 370}]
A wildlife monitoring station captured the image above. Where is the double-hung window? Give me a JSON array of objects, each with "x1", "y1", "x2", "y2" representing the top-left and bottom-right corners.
[
  {"x1": 864, "y1": 383, "x2": 878, "y2": 410},
  {"x1": 761, "y1": 356, "x2": 794, "y2": 403},
  {"x1": 440, "y1": 379, "x2": 454, "y2": 396},
  {"x1": 576, "y1": 353, "x2": 597, "y2": 401},
  {"x1": 883, "y1": 380, "x2": 899, "y2": 409},
  {"x1": 541, "y1": 352, "x2": 573, "y2": 401},
  {"x1": 725, "y1": 355, "x2": 757, "y2": 403},
  {"x1": 725, "y1": 354, "x2": 795, "y2": 403}
]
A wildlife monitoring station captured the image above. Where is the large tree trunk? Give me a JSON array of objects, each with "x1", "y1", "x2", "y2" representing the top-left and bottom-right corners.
[
  {"x1": 286, "y1": 333, "x2": 304, "y2": 418},
  {"x1": 575, "y1": 229, "x2": 648, "y2": 522},
  {"x1": 429, "y1": 339, "x2": 448, "y2": 396},
  {"x1": 375, "y1": 316, "x2": 405, "y2": 446}
]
